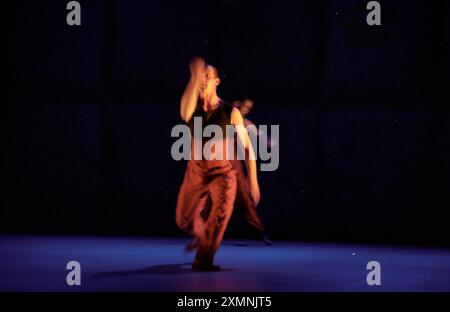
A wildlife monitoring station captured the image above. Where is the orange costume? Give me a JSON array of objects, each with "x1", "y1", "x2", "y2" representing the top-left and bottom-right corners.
[{"x1": 176, "y1": 100, "x2": 237, "y2": 270}]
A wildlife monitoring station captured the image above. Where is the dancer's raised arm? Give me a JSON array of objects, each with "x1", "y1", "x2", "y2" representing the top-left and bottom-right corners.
[{"x1": 180, "y1": 57, "x2": 205, "y2": 122}]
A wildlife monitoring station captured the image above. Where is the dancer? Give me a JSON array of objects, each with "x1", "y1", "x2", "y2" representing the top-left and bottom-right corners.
[
  {"x1": 176, "y1": 57, "x2": 260, "y2": 271},
  {"x1": 232, "y1": 98, "x2": 274, "y2": 245}
]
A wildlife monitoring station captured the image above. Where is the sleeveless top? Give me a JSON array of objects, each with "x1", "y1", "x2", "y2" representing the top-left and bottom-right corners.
[
  {"x1": 187, "y1": 99, "x2": 235, "y2": 168},
  {"x1": 187, "y1": 99, "x2": 233, "y2": 136}
]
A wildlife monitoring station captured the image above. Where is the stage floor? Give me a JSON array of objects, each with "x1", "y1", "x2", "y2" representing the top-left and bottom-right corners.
[{"x1": 1, "y1": 235, "x2": 449, "y2": 292}]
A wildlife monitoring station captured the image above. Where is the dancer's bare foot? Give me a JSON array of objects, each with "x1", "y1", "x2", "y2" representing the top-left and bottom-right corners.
[
  {"x1": 260, "y1": 233, "x2": 273, "y2": 246},
  {"x1": 184, "y1": 237, "x2": 199, "y2": 253}
]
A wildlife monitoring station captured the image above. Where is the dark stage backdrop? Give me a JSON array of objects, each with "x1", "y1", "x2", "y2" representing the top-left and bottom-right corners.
[{"x1": 4, "y1": 0, "x2": 450, "y2": 246}]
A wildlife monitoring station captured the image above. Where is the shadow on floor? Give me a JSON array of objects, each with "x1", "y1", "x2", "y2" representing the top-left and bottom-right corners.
[{"x1": 91, "y1": 263, "x2": 235, "y2": 279}]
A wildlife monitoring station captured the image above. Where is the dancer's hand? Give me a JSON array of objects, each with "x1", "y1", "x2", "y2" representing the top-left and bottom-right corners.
[
  {"x1": 189, "y1": 57, "x2": 206, "y2": 82},
  {"x1": 250, "y1": 180, "x2": 260, "y2": 206},
  {"x1": 180, "y1": 57, "x2": 205, "y2": 122}
]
